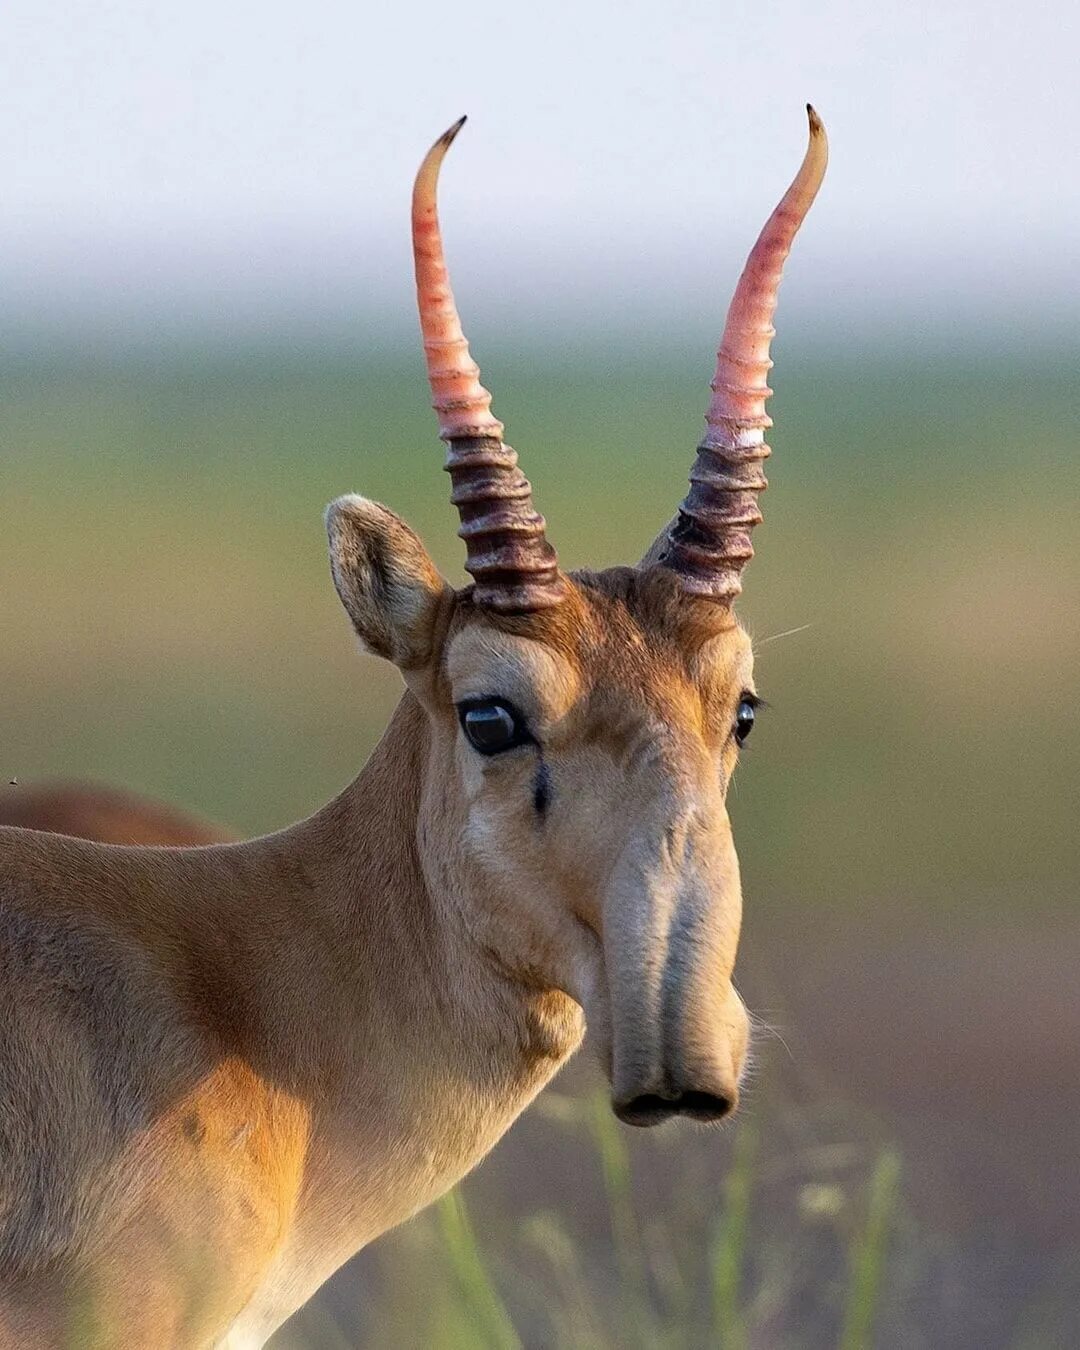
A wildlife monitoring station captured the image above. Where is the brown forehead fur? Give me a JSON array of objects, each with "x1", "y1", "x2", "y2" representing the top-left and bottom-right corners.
[
  {"x1": 450, "y1": 566, "x2": 737, "y2": 660},
  {"x1": 443, "y1": 565, "x2": 746, "y2": 723}
]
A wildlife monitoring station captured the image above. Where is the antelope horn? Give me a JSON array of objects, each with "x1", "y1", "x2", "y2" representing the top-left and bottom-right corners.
[
  {"x1": 412, "y1": 118, "x2": 565, "y2": 613},
  {"x1": 661, "y1": 106, "x2": 828, "y2": 601}
]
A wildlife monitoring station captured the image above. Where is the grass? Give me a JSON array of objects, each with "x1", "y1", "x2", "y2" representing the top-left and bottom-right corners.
[
  {"x1": 839, "y1": 1148, "x2": 902, "y2": 1350},
  {"x1": 588, "y1": 1092, "x2": 655, "y2": 1343},
  {"x1": 711, "y1": 1114, "x2": 758, "y2": 1349},
  {"x1": 436, "y1": 1191, "x2": 521, "y2": 1350},
  {"x1": 289, "y1": 1089, "x2": 904, "y2": 1350}
]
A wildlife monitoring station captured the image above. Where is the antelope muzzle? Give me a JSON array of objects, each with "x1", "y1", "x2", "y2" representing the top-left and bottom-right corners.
[{"x1": 603, "y1": 798, "x2": 750, "y2": 1126}]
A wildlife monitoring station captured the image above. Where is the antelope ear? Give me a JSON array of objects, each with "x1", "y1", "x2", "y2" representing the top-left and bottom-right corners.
[{"x1": 325, "y1": 495, "x2": 451, "y2": 668}]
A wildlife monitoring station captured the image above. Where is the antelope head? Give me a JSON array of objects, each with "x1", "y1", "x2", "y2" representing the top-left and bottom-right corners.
[{"x1": 326, "y1": 112, "x2": 827, "y2": 1126}]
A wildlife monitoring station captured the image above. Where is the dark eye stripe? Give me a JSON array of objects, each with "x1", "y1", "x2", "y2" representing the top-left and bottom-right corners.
[{"x1": 532, "y1": 761, "x2": 552, "y2": 815}]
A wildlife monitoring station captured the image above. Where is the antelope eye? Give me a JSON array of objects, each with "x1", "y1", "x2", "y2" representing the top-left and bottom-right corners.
[
  {"x1": 734, "y1": 698, "x2": 757, "y2": 745},
  {"x1": 459, "y1": 701, "x2": 531, "y2": 756}
]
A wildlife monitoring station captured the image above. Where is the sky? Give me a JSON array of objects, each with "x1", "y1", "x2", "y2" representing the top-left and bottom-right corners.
[{"x1": 3, "y1": 0, "x2": 1078, "y2": 342}]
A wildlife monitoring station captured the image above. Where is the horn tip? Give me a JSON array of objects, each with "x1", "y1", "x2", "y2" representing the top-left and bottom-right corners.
[
  {"x1": 806, "y1": 103, "x2": 825, "y2": 138},
  {"x1": 440, "y1": 115, "x2": 468, "y2": 149}
]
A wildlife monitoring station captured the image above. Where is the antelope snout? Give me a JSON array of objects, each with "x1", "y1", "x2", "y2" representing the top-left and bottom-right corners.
[
  {"x1": 602, "y1": 800, "x2": 749, "y2": 1128},
  {"x1": 609, "y1": 986, "x2": 750, "y2": 1129}
]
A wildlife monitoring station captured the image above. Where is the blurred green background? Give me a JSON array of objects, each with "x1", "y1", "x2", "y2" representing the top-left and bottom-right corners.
[
  {"x1": 5, "y1": 337, "x2": 1078, "y2": 910},
  {"x1": 3, "y1": 332, "x2": 1078, "y2": 1346}
]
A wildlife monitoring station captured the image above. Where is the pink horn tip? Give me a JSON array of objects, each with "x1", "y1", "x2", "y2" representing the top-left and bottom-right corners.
[
  {"x1": 412, "y1": 115, "x2": 503, "y2": 441},
  {"x1": 411, "y1": 120, "x2": 565, "y2": 613},
  {"x1": 663, "y1": 106, "x2": 829, "y2": 601}
]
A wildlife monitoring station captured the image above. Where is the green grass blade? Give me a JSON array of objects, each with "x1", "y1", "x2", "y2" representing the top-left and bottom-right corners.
[
  {"x1": 710, "y1": 1116, "x2": 759, "y2": 1350},
  {"x1": 521, "y1": 1210, "x2": 614, "y2": 1350},
  {"x1": 436, "y1": 1190, "x2": 522, "y2": 1350},
  {"x1": 588, "y1": 1090, "x2": 655, "y2": 1344},
  {"x1": 839, "y1": 1147, "x2": 902, "y2": 1350}
]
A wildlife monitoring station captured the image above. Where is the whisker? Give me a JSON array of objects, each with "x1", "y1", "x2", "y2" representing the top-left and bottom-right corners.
[
  {"x1": 754, "y1": 622, "x2": 813, "y2": 650},
  {"x1": 750, "y1": 1012, "x2": 796, "y2": 1063}
]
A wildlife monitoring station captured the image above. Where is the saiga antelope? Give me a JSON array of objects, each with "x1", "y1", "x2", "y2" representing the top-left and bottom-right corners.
[
  {"x1": 0, "y1": 783, "x2": 232, "y2": 847},
  {"x1": 0, "y1": 110, "x2": 827, "y2": 1347}
]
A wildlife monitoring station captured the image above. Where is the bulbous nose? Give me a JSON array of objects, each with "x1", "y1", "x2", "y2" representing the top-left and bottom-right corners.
[
  {"x1": 612, "y1": 1077, "x2": 739, "y2": 1128},
  {"x1": 609, "y1": 983, "x2": 750, "y2": 1128}
]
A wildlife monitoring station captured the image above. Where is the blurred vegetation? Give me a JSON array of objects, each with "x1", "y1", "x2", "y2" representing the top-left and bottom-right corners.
[
  {"x1": 279, "y1": 1086, "x2": 911, "y2": 1349},
  {"x1": 3, "y1": 336, "x2": 1078, "y2": 1346},
  {"x1": 3, "y1": 338, "x2": 1078, "y2": 918}
]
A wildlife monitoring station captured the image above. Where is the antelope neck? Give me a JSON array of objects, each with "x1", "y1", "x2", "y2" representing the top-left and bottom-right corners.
[{"x1": 217, "y1": 692, "x2": 580, "y2": 1328}]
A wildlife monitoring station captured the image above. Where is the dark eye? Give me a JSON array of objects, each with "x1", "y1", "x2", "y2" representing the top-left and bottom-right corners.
[
  {"x1": 734, "y1": 697, "x2": 757, "y2": 745},
  {"x1": 459, "y1": 701, "x2": 532, "y2": 756}
]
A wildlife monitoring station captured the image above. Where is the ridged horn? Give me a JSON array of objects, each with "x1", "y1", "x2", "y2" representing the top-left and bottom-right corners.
[
  {"x1": 661, "y1": 106, "x2": 828, "y2": 601},
  {"x1": 411, "y1": 117, "x2": 565, "y2": 613}
]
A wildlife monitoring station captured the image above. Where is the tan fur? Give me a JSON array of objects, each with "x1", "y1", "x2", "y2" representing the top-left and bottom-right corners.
[
  {"x1": 0, "y1": 783, "x2": 233, "y2": 847},
  {"x1": 1, "y1": 507, "x2": 758, "y2": 1346}
]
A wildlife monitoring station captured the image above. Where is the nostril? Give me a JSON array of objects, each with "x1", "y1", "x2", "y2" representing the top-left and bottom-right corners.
[
  {"x1": 614, "y1": 1093, "x2": 679, "y2": 1127},
  {"x1": 614, "y1": 1089, "x2": 735, "y2": 1128},
  {"x1": 612, "y1": 1090, "x2": 680, "y2": 1123},
  {"x1": 675, "y1": 1090, "x2": 734, "y2": 1123}
]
